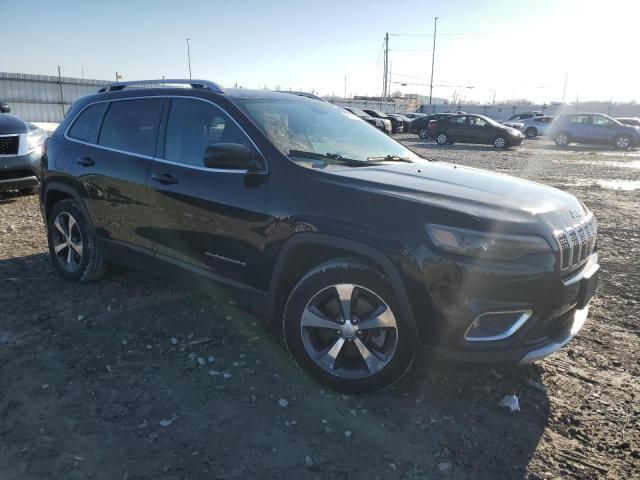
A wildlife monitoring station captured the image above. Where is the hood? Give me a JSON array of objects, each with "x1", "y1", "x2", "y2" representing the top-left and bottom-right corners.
[
  {"x1": 0, "y1": 114, "x2": 28, "y2": 135},
  {"x1": 324, "y1": 161, "x2": 586, "y2": 231}
]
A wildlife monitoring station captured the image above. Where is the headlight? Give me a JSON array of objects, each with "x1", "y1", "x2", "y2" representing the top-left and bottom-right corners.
[
  {"x1": 27, "y1": 129, "x2": 46, "y2": 153},
  {"x1": 426, "y1": 224, "x2": 551, "y2": 260}
]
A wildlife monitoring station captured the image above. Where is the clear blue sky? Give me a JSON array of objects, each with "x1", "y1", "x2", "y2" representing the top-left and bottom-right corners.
[{"x1": 1, "y1": 0, "x2": 637, "y2": 103}]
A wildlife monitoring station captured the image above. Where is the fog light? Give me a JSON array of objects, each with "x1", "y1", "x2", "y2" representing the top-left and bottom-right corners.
[{"x1": 464, "y1": 310, "x2": 532, "y2": 342}]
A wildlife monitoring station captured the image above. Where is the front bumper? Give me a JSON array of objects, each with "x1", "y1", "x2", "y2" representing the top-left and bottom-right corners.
[
  {"x1": 407, "y1": 246, "x2": 599, "y2": 365},
  {"x1": 0, "y1": 151, "x2": 41, "y2": 192}
]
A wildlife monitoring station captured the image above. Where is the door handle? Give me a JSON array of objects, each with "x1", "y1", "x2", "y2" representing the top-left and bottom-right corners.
[
  {"x1": 151, "y1": 173, "x2": 178, "y2": 185},
  {"x1": 77, "y1": 157, "x2": 95, "y2": 167}
]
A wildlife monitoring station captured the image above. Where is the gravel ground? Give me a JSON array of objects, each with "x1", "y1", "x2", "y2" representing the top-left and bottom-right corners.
[{"x1": 0, "y1": 137, "x2": 638, "y2": 479}]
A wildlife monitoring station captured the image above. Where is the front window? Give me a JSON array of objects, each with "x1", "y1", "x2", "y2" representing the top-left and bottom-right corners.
[
  {"x1": 592, "y1": 115, "x2": 616, "y2": 127},
  {"x1": 237, "y1": 100, "x2": 421, "y2": 166}
]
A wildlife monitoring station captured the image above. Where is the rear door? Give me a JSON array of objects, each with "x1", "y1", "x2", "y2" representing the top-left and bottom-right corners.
[
  {"x1": 446, "y1": 115, "x2": 471, "y2": 141},
  {"x1": 146, "y1": 97, "x2": 269, "y2": 285},
  {"x1": 568, "y1": 114, "x2": 591, "y2": 142},
  {"x1": 69, "y1": 97, "x2": 164, "y2": 253}
]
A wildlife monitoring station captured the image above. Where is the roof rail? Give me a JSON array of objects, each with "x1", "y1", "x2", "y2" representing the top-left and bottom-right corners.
[{"x1": 97, "y1": 79, "x2": 224, "y2": 94}]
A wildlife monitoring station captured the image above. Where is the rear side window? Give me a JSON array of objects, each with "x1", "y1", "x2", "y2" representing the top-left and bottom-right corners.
[
  {"x1": 450, "y1": 116, "x2": 467, "y2": 125},
  {"x1": 98, "y1": 99, "x2": 164, "y2": 156},
  {"x1": 68, "y1": 103, "x2": 108, "y2": 142},
  {"x1": 570, "y1": 115, "x2": 589, "y2": 124},
  {"x1": 164, "y1": 98, "x2": 252, "y2": 167}
]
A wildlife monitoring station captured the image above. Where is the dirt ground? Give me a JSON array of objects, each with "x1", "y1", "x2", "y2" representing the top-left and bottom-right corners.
[{"x1": 1, "y1": 137, "x2": 638, "y2": 479}]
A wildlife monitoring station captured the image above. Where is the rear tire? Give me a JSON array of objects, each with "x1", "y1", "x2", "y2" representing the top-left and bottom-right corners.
[
  {"x1": 554, "y1": 132, "x2": 570, "y2": 147},
  {"x1": 283, "y1": 260, "x2": 413, "y2": 393},
  {"x1": 47, "y1": 199, "x2": 106, "y2": 282},
  {"x1": 524, "y1": 127, "x2": 537, "y2": 138},
  {"x1": 418, "y1": 128, "x2": 429, "y2": 139}
]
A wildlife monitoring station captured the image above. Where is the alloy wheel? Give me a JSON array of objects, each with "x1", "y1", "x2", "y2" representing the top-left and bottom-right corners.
[
  {"x1": 436, "y1": 133, "x2": 448, "y2": 145},
  {"x1": 556, "y1": 134, "x2": 568, "y2": 146},
  {"x1": 300, "y1": 283, "x2": 398, "y2": 379},
  {"x1": 494, "y1": 137, "x2": 506, "y2": 148},
  {"x1": 616, "y1": 136, "x2": 630, "y2": 149},
  {"x1": 418, "y1": 128, "x2": 429, "y2": 139},
  {"x1": 51, "y1": 212, "x2": 83, "y2": 272}
]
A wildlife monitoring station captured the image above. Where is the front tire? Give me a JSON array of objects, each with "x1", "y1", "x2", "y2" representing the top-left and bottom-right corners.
[
  {"x1": 47, "y1": 199, "x2": 106, "y2": 282},
  {"x1": 435, "y1": 132, "x2": 450, "y2": 145},
  {"x1": 418, "y1": 128, "x2": 429, "y2": 139},
  {"x1": 494, "y1": 136, "x2": 508, "y2": 149},
  {"x1": 524, "y1": 127, "x2": 537, "y2": 138},
  {"x1": 283, "y1": 260, "x2": 413, "y2": 393},
  {"x1": 614, "y1": 134, "x2": 631, "y2": 150}
]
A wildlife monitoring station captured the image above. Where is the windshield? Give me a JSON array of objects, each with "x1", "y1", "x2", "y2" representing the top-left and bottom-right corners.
[
  {"x1": 346, "y1": 107, "x2": 368, "y2": 117},
  {"x1": 237, "y1": 99, "x2": 421, "y2": 165}
]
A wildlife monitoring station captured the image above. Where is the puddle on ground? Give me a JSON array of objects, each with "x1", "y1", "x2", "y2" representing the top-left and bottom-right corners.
[{"x1": 571, "y1": 179, "x2": 640, "y2": 191}]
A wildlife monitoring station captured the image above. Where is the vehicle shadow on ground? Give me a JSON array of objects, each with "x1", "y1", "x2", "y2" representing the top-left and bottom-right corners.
[
  {"x1": 0, "y1": 253, "x2": 550, "y2": 479},
  {"x1": 0, "y1": 190, "x2": 26, "y2": 205}
]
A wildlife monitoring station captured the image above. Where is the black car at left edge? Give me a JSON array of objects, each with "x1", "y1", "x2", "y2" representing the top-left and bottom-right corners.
[{"x1": 0, "y1": 102, "x2": 47, "y2": 194}]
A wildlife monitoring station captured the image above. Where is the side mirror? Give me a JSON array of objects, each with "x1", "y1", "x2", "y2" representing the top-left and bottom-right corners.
[
  {"x1": 0, "y1": 102, "x2": 11, "y2": 113},
  {"x1": 203, "y1": 143, "x2": 258, "y2": 170}
]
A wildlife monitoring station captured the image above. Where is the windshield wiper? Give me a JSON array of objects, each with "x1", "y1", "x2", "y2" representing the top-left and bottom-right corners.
[
  {"x1": 366, "y1": 155, "x2": 414, "y2": 163},
  {"x1": 288, "y1": 150, "x2": 367, "y2": 167}
]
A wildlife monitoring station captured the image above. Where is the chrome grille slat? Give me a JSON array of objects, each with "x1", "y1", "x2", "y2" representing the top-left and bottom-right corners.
[{"x1": 554, "y1": 214, "x2": 597, "y2": 271}]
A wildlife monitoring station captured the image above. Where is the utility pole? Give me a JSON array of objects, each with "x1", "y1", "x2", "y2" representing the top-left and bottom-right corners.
[
  {"x1": 429, "y1": 16, "x2": 439, "y2": 105},
  {"x1": 344, "y1": 75, "x2": 347, "y2": 98},
  {"x1": 561, "y1": 73, "x2": 568, "y2": 103},
  {"x1": 381, "y1": 32, "x2": 389, "y2": 107},
  {"x1": 57, "y1": 66, "x2": 65, "y2": 117},
  {"x1": 186, "y1": 38, "x2": 192, "y2": 79}
]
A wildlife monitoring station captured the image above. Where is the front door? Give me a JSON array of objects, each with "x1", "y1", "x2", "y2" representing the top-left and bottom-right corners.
[
  {"x1": 466, "y1": 116, "x2": 493, "y2": 144},
  {"x1": 69, "y1": 97, "x2": 165, "y2": 253},
  {"x1": 146, "y1": 97, "x2": 270, "y2": 286}
]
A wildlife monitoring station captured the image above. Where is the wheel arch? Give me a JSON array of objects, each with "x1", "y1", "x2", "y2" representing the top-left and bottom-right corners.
[
  {"x1": 266, "y1": 233, "x2": 419, "y2": 343},
  {"x1": 43, "y1": 180, "x2": 88, "y2": 220}
]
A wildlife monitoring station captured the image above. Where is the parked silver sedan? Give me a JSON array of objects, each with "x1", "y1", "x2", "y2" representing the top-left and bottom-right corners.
[{"x1": 517, "y1": 116, "x2": 556, "y2": 138}]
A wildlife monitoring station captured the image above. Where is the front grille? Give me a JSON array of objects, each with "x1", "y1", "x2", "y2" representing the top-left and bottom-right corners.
[
  {"x1": 554, "y1": 215, "x2": 597, "y2": 271},
  {"x1": 0, "y1": 135, "x2": 20, "y2": 155},
  {"x1": 527, "y1": 308, "x2": 575, "y2": 343}
]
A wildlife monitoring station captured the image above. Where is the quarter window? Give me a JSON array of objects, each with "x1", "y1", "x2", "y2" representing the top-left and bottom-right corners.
[
  {"x1": 68, "y1": 103, "x2": 108, "y2": 142},
  {"x1": 164, "y1": 98, "x2": 252, "y2": 167},
  {"x1": 98, "y1": 99, "x2": 164, "y2": 156}
]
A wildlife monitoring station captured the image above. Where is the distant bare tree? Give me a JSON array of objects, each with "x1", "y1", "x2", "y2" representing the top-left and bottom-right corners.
[
  {"x1": 451, "y1": 90, "x2": 460, "y2": 105},
  {"x1": 391, "y1": 90, "x2": 403, "y2": 99}
]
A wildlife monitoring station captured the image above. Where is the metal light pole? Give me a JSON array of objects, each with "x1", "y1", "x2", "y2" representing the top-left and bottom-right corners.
[
  {"x1": 186, "y1": 38, "x2": 192, "y2": 79},
  {"x1": 429, "y1": 16, "x2": 439, "y2": 105}
]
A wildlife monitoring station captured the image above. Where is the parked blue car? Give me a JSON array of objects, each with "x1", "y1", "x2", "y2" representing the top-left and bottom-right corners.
[{"x1": 550, "y1": 113, "x2": 640, "y2": 149}]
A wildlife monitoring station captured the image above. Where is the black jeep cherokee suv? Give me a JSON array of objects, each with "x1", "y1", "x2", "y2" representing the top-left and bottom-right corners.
[{"x1": 40, "y1": 79, "x2": 599, "y2": 392}]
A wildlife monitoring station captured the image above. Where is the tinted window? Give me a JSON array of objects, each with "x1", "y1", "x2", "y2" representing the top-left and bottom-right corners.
[
  {"x1": 592, "y1": 115, "x2": 614, "y2": 127},
  {"x1": 570, "y1": 115, "x2": 589, "y2": 124},
  {"x1": 450, "y1": 116, "x2": 467, "y2": 125},
  {"x1": 469, "y1": 116, "x2": 488, "y2": 127},
  {"x1": 164, "y1": 98, "x2": 252, "y2": 167},
  {"x1": 98, "y1": 99, "x2": 164, "y2": 156},
  {"x1": 520, "y1": 114, "x2": 533, "y2": 120},
  {"x1": 68, "y1": 103, "x2": 108, "y2": 142}
]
